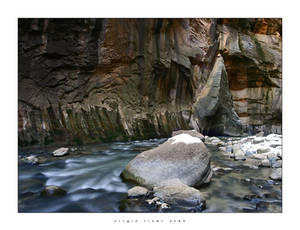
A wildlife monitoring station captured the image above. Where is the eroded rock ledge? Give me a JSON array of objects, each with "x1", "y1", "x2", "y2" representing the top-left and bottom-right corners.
[{"x1": 18, "y1": 18, "x2": 281, "y2": 146}]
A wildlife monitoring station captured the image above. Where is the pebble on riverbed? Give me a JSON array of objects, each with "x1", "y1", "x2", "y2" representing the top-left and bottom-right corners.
[{"x1": 53, "y1": 147, "x2": 69, "y2": 157}]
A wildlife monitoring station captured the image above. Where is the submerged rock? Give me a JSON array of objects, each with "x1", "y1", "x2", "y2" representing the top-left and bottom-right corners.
[
  {"x1": 40, "y1": 186, "x2": 67, "y2": 196},
  {"x1": 121, "y1": 133, "x2": 211, "y2": 188},
  {"x1": 128, "y1": 186, "x2": 149, "y2": 198},
  {"x1": 53, "y1": 147, "x2": 69, "y2": 157}
]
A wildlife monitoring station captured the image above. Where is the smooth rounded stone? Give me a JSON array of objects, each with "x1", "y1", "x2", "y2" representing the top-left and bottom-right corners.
[
  {"x1": 261, "y1": 159, "x2": 271, "y2": 167},
  {"x1": 268, "y1": 140, "x2": 281, "y2": 148},
  {"x1": 218, "y1": 146, "x2": 226, "y2": 152},
  {"x1": 40, "y1": 185, "x2": 67, "y2": 196},
  {"x1": 226, "y1": 146, "x2": 233, "y2": 153},
  {"x1": 253, "y1": 137, "x2": 265, "y2": 144},
  {"x1": 250, "y1": 153, "x2": 267, "y2": 160},
  {"x1": 272, "y1": 160, "x2": 282, "y2": 168},
  {"x1": 160, "y1": 203, "x2": 170, "y2": 209},
  {"x1": 244, "y1": 148, "x2": 257, "y2": 156},
  {"x1": 211, "y1": 140, "x2": 224, "y2": 146},
  {"x1": 127, "y1": 186, "x2": 149, "y2": 198},
  {"x1": 270, "y1": 168, "x2": 282, "y2": 181},
  {"x1": 153, "y1": 179, "x2": 205, "y2": 209},
  {"x1": 146, "y1": 197, "x2": 160, "y2": 205},
  {"x1": 53, "y1": 147, "x2": 69, "y2": 157},
  {"x1": 234, "y1": 150, "x2": 246, "y2": 161},
  {"x1": 256, "y1": 131, "x2": 264, "y2": 137},
  {"x1": 22, "y1": 155, "x2": 39, "y2": 164},
  {"x1": 121, "y1": 133, "x2": 211, "y2": 188},
  {"x1": 212, "y1": 167, "x2": 233, "y2": 175},
  {"x1": 232, "y1": 144, "x2": 242, "y2": 153},
  {"x1": 257, "y1": 147, "x2": 271, "y2": 154},
  {"x1": 172, "y1": 130, "x2": 205, "y2": 142},
  {"x1": 242, "y1": 158, "x2": 261, "y2": 169},
  {"x1": 266, "y1": 133, "x2": 282, "y2": 141},
  {"x1": 267, "y1": 152, "x2": 278, "y2": 161}
]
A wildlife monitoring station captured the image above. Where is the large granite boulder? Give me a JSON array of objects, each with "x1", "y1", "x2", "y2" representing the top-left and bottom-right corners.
[
  {"x1": 121, "y1": 133, "x2": 211, "y2": 188},
  {"x1": 171, "y1": 130, "x2": 205, "y2": 142}
]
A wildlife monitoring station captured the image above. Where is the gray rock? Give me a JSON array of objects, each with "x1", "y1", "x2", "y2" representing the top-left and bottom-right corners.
[
  {"x1": 270, "y1": 168, "x2": 282, "y2": 181},
  {"x1": 226, "y1": 146, "x2": 233, "y2": 153},
  {"x1": 256, "y1": 131, "x2": 264, "y2": 137},
  {"x1": 40, "y1": 185, "x2": 66, "y2": 196},
  {"x1": 272, "y1": 160, "x2": 282, "y2": 168},
  {"x1": 257, "y1": 147, "x2": 271, "y2": 154},
  {"x1": 261, "y1": 159, "x2": 271, "y2": 167},
  {"x1": 192, "y1": 56, "x2": 243, "y2": 136},
  {"x1": 23, "y1": 155, "x2": 39, "y2": 164},
  {"x1": 250, "y1": 154, "x2": 267, "y2": 160},
  {"x1": 253, "y1": 137, "x2": 264, "y2": 144},
  {"x1": 121, "y1": 133, "x2": 211, "y2": 188},
  {"x1": 172, "y1": 130, "x2": 205, "y2": 142},
  {"x1": 127, "y1": 186, "x2": 149, "y2": 198},
  {"x1": 53, "y1": 147, "x2": 69, "y2": 157},
  {"x1": 153, "y1": 179, "x2": 205, "y2": 209},
  {"x1": 242, "y1": 158, "x2": 261, "y2": 169},
  {"x1": 234, "y1": 150, "x2": 246, "y2": 161},
  {"x1": 267, "y1": 152, "x2": 278, "y2": 161},
  {"x1": 218, "y1": 146, "x2": 226, "y2": 152}
]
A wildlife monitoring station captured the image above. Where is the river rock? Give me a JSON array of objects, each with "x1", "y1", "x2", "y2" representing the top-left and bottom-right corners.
[
  {"x1": 251, "y1": 153, "x2": 267, "y2": 160},
  {"x1": 153, "y1": 179, "x2": 205, "y2": 210},
  {"x1": 256, "y1": 131, "x2": 264, "y2": 137},
  {"x1": 270, "y1": 168, "x2": 282, "y2": 181},
  {"x1": 53, "y1": 147, "x2": 69, "y2": 157},
  {"x1": 40, "y1": 185, "x2": 67, "y2": 196},
  {"x1": 234, "y1": 150, "x2": 246, "y2": 161},
  {"x1": 261, "y1": 159, "x2": 271, "y2": 167},
  {"x1": 267, "y1": 152, "x2": 278, "y2": 161},
  {"x1": 253, "y1": 137, "x2": 264, "y2": 144},
  {"x1": 127, "y1": 186, "x2": 149, "y2": 198},
  {"x1": 23, "y1": 155, "x2": 39, "y2": 164},
  {"x1": 218, "y1": 146, "x2": 226, "y2": 152},
  {"x1": 172, "y1": 130, "x2": 205, "y2": 142},
  {"x1": 272, "y1": 160, "x2": 282, "y2": 168},
  {"x1": 257, "y1": 147, "x2": 271, "y2": 154},
  {"x1": 121, "y1": 133, "x2": 211, "y2": 188}
]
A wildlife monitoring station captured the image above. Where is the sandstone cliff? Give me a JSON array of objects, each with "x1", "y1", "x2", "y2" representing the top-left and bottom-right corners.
[{"x1": 18, "y1": 18, "x2": 282, "y2": 146}]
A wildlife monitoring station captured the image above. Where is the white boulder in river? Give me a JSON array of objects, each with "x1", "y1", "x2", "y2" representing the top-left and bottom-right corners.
[
  {"x1": 121, "y1": 133, "x2": 211, "y2": 189},
  {"x1": 53, "y1": 147, "x2": 69, "y2": 157}
]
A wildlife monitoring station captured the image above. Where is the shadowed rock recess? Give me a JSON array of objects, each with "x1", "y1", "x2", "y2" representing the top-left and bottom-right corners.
[{"x1": 18, "y1": 18, "x2": 282, "y2": 147}]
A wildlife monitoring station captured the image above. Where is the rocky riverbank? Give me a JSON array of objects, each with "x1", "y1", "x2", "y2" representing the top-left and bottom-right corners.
[
  {"x1": 18, "y1": 131, "x2": 282, "y2": 212},
  {"x1": 120, "y1": 130, "x2": 282, "y2": 212}
]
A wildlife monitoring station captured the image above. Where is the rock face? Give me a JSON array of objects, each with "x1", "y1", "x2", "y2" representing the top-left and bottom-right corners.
[
  {"x1": 218, "y1": 19, "x2": 282, "y2": 134},
  {"x1": 18, "y1": 18, "x2": 282, "y2": 146},
  {"x1": 121, "y1": 133, "x2": 211, "y2": 188}
]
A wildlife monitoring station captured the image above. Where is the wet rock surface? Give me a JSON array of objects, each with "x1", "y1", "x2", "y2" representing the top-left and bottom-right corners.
[{"x1": 18, "y1": 135, "x2": 282, "y2": 213}]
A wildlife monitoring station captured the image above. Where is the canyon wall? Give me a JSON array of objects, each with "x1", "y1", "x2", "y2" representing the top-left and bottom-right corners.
[{"x1": 18, "y1": 18, "x2": 282, "y2": 147}]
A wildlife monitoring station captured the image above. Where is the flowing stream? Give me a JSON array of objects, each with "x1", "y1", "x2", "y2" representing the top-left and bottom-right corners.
[{"x1": 18, "y1": 138, "x2": 282, "y2": 213}]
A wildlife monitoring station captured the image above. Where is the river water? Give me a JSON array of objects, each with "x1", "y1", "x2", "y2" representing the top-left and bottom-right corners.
[{"x1": 18, "y1": 138, "x2": 282, "y2": 213}]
